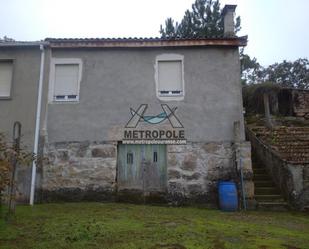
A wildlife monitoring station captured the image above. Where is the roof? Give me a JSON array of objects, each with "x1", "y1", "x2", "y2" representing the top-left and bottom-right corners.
[
  {"x1": 45, "y1": 36, "x2": 248, "y2": 48},
  {"x1": 0, "y1": 40, "x2": 47, "y2": 47},
  {"x1": 250, "y1": 126, "x2": 309, "y2": 164},
  {"x1": 0, "y1": 36, "x2": 247, "y2": 48}
]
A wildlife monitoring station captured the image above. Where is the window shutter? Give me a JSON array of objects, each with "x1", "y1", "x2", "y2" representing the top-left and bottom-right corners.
[
  {"x1": 158, "y1": 61, "x2": 182, "y2": 92},
  {"x1": 54, "y1": 64, "x2": 79, "y2": 96},
  {"x1": 0, "y1": 61, "x2": 13, "y2": 97}
]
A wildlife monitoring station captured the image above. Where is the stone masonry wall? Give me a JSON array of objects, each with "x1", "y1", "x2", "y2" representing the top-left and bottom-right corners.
[
  {"x1": 41, "y1": 141, "x2": 117, "y2": 202},
  {"x1": 40, "y1": 141, "x2": 253, "y2": 206},
  {"x1": 292, "y1": 90, "x2": 309, "y2": 119},
  {"x1": 166, "y1": 142, "x2": 253, "y2": 206}
]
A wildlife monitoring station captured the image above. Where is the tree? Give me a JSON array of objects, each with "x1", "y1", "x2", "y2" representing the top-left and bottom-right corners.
[
  {"x1": 241, "y1": 58, "x2": 309, "y2": 89},
  {"x1": 160, "y1": 0, "x2": 309, "y2": 89},
  {"x1": 242, "y1": 82, "x2": 281, "y2": 129},
  {"x1": 0, "y1": 36, "x2": 15, "y2": 42},
  {"x1": 263, "y1": 59, "x2": 309, "y2": 89},
  {"x1": 0, "y1": 132, "x2": 34, "y2": 218},
  {"x1": 160, "y1": 0, "x2": 248, "y2": 82},
  {"x1": 0, "y1": 134, "x2": 14, "y2": 194},
  {"x1": 160, "y1": 0, "x2": 241, "y2": 38},
  {"x1": 240, "y1": 51, "x2": 262, "y2": 85},
  {"x1": 0, "y1": 137, "x2": 11, "y2": 194},
  {"x1": 160, "y1": 18, "x2": 179, "y2": 38}
]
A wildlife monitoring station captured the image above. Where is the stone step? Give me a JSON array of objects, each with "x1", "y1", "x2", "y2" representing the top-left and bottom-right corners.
[
  {"x1": 278, "y1": 143, "x2": 309, "y2": 146},
  {"x1": 255, "y1": 187, "x2": 281, "y2": 195},
  {"x1": 253, "y1": 174, "x2": 272, "y2": 181},
  {"x1": 253, "y1": 172, "x2": 269, "y2": 176},
  {"x1": 251, "y1": 155, "x2": 288, "y2": 209},
  {"x1": 253, "y1": 168, "x2": 268, "y2": 174},
  {"x1": 252, "y1": 166, "x2": 264, "y2": 170},
  {"x1": 255, "y1": 194, "x2": 285, "y2": 202},
  {"x1": 257, "y1": 202, "x2": 289, "y2": 211},
  {"x1": 254, "y1": 180, "x2": 275, "y2": 188},
  {"x1": 252, "y1": 161, "x2": 265, "y2": 168}
]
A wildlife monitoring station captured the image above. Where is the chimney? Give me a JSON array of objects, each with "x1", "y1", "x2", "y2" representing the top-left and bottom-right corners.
[{"x1": 222, "y1": 5, "x2": 237, "y2": 37}]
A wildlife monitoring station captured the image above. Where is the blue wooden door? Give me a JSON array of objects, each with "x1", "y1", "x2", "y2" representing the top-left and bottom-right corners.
[{"x1": 117, "y1": 144, "x2": 167, "y2": 193}]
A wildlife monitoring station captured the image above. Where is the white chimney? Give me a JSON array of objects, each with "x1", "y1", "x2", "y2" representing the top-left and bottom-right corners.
[{"x1": 222, "y1": 5, "x2": 237, "y2": 37}]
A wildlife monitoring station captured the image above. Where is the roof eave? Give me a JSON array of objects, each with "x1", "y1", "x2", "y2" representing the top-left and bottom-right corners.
[
  {"x1": 47, "y1": 36, "x2": 248, "y2": 48},
  {"x1": 0, "y1": 41, "x2": 48, "y2": 47}
]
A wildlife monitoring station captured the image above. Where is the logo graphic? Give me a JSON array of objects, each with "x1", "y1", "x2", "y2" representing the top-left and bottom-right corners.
[{"x1": 125, "y1": 104, "x2": 183, "y2": 128}]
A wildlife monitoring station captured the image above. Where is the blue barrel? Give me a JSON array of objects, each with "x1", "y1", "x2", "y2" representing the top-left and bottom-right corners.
[{"x1": 218, "y1": 181, "x2": 238, "y2": 211}]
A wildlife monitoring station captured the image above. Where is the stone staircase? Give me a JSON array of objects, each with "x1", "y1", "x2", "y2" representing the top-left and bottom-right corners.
[
  {"x1": 252, "y1": 158, "x2": 289, "y2": 210},
  {"x1": 246, "y1": 124, "x2": 309, "y2": 210}
]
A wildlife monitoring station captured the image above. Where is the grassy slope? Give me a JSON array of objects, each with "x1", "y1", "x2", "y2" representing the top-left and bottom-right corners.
[{"x1": 0, "y1": 203, "x2": 309, "y2": 249}]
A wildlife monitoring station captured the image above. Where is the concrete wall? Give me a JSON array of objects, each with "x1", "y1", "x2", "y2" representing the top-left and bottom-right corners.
[
  {"x1": 46, "y1": 47, "x2": 244, "y2": 143},
  {"x1": 0, "y1": 47, "x2": 42, "y2": 148},
  {"x1": 0, "y1": 47, "x2": 45, "y2": 202},
  {"x1": 0, "y1": 46, "x2": 52, "y2": 203}
]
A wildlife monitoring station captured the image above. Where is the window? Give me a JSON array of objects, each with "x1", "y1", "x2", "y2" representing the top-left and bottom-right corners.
[
  {"x1": 49, "y1": 58, "x2": 82, "y2": 102},
  {"x1": 0, "y1": 60, "x2": 13, "y2": 98},
  {"x1": 153, "y1": 151, "x2": 158, "y2": 163},
  {"x1": 127, "y1": 152, "x2": 133, "y2": 164},
  {"x1": 155, "y1": 54, "x2": 184, "y2": 101}
]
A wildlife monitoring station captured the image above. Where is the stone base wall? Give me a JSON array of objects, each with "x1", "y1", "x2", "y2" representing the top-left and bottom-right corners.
[
  {"x1": 41, "y1": 141, "x2": 117, "y2": 202},
  {"x1": 40, "y1": 140, "x2": 253, "y2": 206},
  {"x1": 167, "y1": 142, "x2": 235, "y2": 205},
  {"x1": 166, "y1": 142, "x2": 253, "y2": 206}
]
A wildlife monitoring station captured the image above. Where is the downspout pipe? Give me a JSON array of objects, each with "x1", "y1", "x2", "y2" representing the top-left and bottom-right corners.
[{"x1": 30, "y1": 44, "x2": 45, "y2": 205}]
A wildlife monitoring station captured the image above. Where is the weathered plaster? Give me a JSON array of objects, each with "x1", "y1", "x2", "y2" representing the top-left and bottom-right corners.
[{"x1": 47, "y1": 47, "x2": 244, "y2": 143}]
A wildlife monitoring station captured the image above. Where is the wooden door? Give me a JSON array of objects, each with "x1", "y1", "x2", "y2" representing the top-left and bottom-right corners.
[{"x1": 117, "y1": 144, "x2": 167, "y2": 193}]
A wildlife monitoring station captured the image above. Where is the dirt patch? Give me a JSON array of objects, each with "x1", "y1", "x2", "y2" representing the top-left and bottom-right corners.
[
  {"x1": 281, "y1": 244, "x2": 301, "y2": 249},
  {"x1": 259, "y1": 246, "x2": 268, "y2": 249},
  {"x1": 159, "y1": 218, "x2": 191, "y2": 227},
  {"x1": 212, "y1": 237, "x2": 226, "y2": 249},
  {"x1": 150, "y1": 243, "x2": 187, "y2": 249}
]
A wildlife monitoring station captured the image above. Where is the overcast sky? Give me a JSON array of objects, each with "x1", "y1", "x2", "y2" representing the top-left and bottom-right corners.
[{"x1": 0, "y1": 0, "x2": 308, "y2": 66}]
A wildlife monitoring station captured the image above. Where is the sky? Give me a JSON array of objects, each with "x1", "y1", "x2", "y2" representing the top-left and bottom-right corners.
[{"x1": 0, "y1": 0, "x2": 308, "y2": 66}]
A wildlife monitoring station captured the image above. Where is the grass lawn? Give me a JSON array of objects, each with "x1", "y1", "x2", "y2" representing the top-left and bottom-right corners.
[{"x1": 0, "y1": 203, "x2": 309, "y2": 249}]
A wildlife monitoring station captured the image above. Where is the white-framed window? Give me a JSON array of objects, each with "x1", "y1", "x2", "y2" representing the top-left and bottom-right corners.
[
  {"x1": 0, "y1": 60, "x2": 13, "y2": 99},
  {"x1": 155, "y1": 54, "x2": 185, "y2": 101},
  {"x1": 49, "y1": 58, "x2": 82, "y2": 102}
]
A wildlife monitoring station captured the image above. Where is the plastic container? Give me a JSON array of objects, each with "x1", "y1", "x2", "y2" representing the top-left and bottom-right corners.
[{"x1": 218, "y1": 181, "x2": 238, "y2": 211}]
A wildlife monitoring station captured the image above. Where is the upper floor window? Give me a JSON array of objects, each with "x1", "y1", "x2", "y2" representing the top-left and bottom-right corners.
[
  {"x1": 0, "y1": 60, "x2": 13, "y2": 99},
  {"x1": 49, "y1": 58, "x2": 82, "y2": 102},
  {"x1": 155, "y1": 54, "x2": 184, "y2": 101}
]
